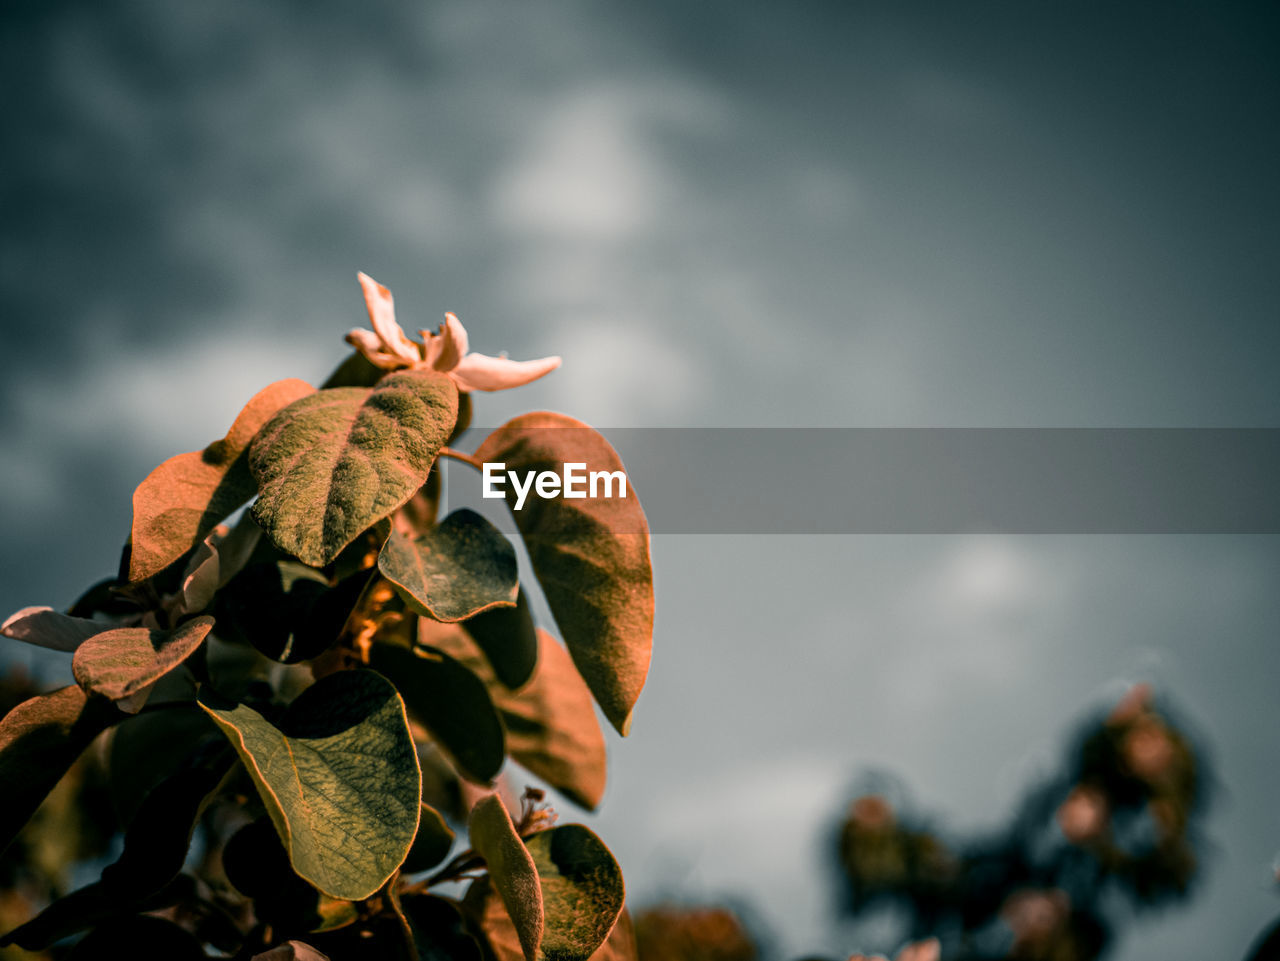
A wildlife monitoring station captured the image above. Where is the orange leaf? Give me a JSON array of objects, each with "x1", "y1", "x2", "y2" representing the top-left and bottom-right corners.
[{"x1": 129, "y1": 378, "x2": 314, "y2": 581}]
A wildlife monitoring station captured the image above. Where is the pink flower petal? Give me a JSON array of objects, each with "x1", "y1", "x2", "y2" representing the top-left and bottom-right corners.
[
  {"x1": 356, "y1": 272, "x2": 419, "y2": 364},
  {"x1": 418, "y1": 329, "x2": 443, "y2": 368},
  {"x1": 449, "y1": 352, "x2": 561, "y2": 391},
  {"x1": 345, "y1": 329, "x2": 407, "y2": 369},
  {"x1": 432, "y1": 312, "x2": 469, "y2": 372}
]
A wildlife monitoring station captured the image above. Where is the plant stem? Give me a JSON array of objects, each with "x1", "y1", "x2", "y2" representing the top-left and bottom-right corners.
[
  {"x1": 415, "y1": 849, "x2": 485, "y2": 890},
  {"x1": 437, "y1": 446, "x2": 483, "y2": 471}
]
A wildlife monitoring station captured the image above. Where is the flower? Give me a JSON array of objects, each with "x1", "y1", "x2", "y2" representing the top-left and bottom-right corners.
[{"x1": 345, "y1": 272, "x2": 561, "y2": 391}]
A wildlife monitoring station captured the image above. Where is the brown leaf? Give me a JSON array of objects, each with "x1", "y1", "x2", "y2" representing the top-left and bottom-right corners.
[
  {"x1": 129, "y1": 378, "x2": 315, "y2": 581},
  {"x1": 528, "y1": 825, "x2": 625, "y2": 960},
  {"x1": 72, "y1": 616, "x2": 215, "y2": 709},
  {"x1": 463, "y1": 877, "x2": 525, "y2": 961},
  {"x1": 465, "y1": 880, "x2": 635, "y2": 961},
  {"x1": 469, "y1": 795, "x2": 543, "y2": 961},
  {"x1": 247, "y1": 370, "x2": 457, "y2": 567},
  {"x1": 1, "y1": 606, "x2": 107, "y2": 652},
  {"x1": 422, "y1": 620, "x2": 606, "y2": 811},
  {"x1": 378, "y1": 511, "x2": 518, "y2": 622},
  {"x1": 502, "y1": 632, "x2": 607, "y2": 811},
  {"x1": 590, "y1": 909, "x2": 637, "y2": 961},
  {"x1": 0, "y1": 686, "x2": 121, "y2": 854},
  {"x1": 473, "y1": 413, "x2": 652, "y2": 736}
]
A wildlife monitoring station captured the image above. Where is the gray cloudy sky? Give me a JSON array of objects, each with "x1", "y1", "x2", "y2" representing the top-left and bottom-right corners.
[{"x1": 2, "y1": 2, "x2": 1279, "y2": 958}]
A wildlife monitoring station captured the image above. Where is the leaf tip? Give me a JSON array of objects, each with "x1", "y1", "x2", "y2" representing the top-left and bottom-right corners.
[{"x1": 614, "y1": 711, "x2": 633, "y2": 738}]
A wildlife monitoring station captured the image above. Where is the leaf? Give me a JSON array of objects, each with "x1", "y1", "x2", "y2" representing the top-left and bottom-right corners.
[
  {"x1": 420, "y1": 744, "x2": 467, "y2": 823},
  {"x1": 404, "y1": 894, "x2": 485, "y2": 961},
  {"x1": 379, "y1": 510, "x2": 518, "y2": 622},
  {"x1": 249, "y1": 369, "x2": 459, "y2": 567},
  {"x1": 102, "y1": 741, "x2": 234, "y2": 894},
  {"x1": 588, "y1": 909, "x2": 637, "y2": 961},
  {"x1": 212, "y1": 560, "x2": 340, "y2": 663},
  {"x1": 67, "y1": 916, "x2": 209, "y2": 961},
  {"x1": 69, "y1": 578, "x2": 143, "y2": 619},
  {"x1": 464, "y1": 883, "x2": 632, "y2": 961},
  {"x1": 1, "y1": 606, "x2": 107, "y2": 652},
  {"x1": 452, "y1": 390, "x2": 473, "y2": 442},
  {"x1": 220, "y1": 820, "x2": 298, "y2": 902},
  {"x1": 503, "y1": 633, "x2": 607, "y2": 811},
  {"x1": 0, "y1": 685, "x2": 121, "y2": 855},
  {"x1": 423, "y1": 620, "x2": 606, "y2": 811},
  {"x1": 462, "y1": 878, "x2": 525, "y2": 961},
  {"x1": 395, "y1": 469, "x2": 442, "y2": 537},
  {"x1": 474, "y1": 413, "x2": 653, "y2": 736},
  {"x1": 72, "y1": 616, "x2": 215, "y2": 709},
  {"x1": 222, "y1": 820, "x2": 357, "y2": 931},
  {"x1": 369, "y1": 640, "x2": 506, "y2": 783},
  {"x1": 0, "y1": 879, "x2": 188, "y2": 951},
  {"x1": 129, "y1": 378, "x2": 315, "y2": 581},
  {"x1": 463, "y1": 586, "x2": 538, "y2": 689},
  {"x1": 0, "y1": 886, "x2": 118, "y2": 950},
  {"x1": 327, "y1": 516, "x2": 392, "y2": 584},
  {"x1": 108, "y1": 703, "x2": 220, "y2": 827},
  {"x1": 252, "y1": 941, "x2": 332, "y2": 961},
  {"x1": 2, "y1": 744, "x2": 231, "y2": 948},
  {"x1": 176, "y1": 533, "x2": 223, "y2": 616},
  {"x1": 469, "y1": 795, "x2": 543, "y2": 961},
  {"x1": 321, "y1": 349, "x2": 385, "y2": 389},
  {"x1": 199, "y1": 669, "x2": 421, "y2": 901},
  {"x1": 403, "y1": 803, "x2": 456, "y2": 873},
  {"x1": 527, "y1": 825, "x2": 625, "y2": 961},
  {"x1": 174, "y1": 517, "x2": 263, "y2": 617},
  {"x1": 291, "y1": 569, "x2": 375, "y2": 662}
]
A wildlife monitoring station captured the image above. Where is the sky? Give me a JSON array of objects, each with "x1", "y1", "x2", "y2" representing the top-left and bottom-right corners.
[{"x1": 2, "y1": 2, "x2": 1279, "y2": 958}]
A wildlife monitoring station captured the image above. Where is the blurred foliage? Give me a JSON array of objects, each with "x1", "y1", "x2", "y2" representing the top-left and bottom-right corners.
[
  {"x1": 628, "y1": 685, "x2": 1243, "y2": 961},
  {"x1": 833, "y1": 684, "x2": 1207, "y2": 961},
  {"x1": 633, "y1": 904, "x2": 758, "y2": 961}
]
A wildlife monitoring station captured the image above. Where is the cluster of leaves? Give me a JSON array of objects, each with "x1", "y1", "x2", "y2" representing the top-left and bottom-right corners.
[
  {"x1": 834, "y1": 685, "x2": 1206, "y2": 961},
  {"x1": 0, "y1": 291, "x2": 653, "y2": 960}
]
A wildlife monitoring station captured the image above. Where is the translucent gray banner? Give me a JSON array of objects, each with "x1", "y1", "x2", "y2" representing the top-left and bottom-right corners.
[{"x1": 441, "y1": 428, "x2": 1280, "y2": 534}]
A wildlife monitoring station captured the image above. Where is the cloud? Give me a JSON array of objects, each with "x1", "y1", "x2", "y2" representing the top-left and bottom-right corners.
[
  {"x1": 0, "y1": 321, "x2": 333, "y2": 513},
  {"x1": 543, "y1": 316, "x2": 703, "y2": 424},
  {"x1": 490, "y1": 89, "x2": 670, "y2": 242},
  {"x1": 899, "y1": 66, "x2": 1011, "y2": 127}
]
